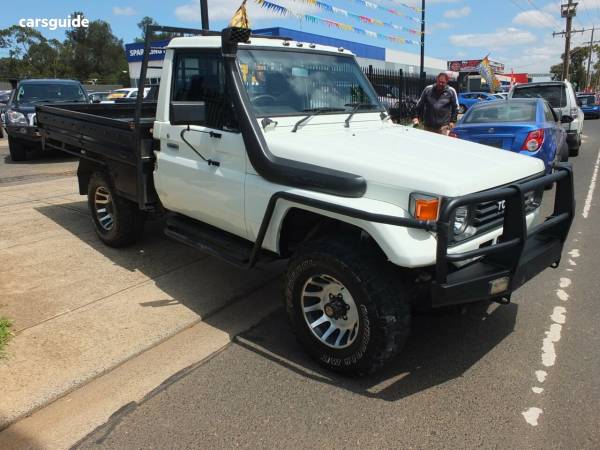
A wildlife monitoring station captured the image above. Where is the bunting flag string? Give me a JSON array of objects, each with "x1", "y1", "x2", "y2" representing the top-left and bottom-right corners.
[
  {"x1": 291, "y1": 0, "x2": 421, "y2": 35},
  {"x1": 345, "y1": 0, "x2": 421, "y2": 24},
  {"x1": 255, "y1": 0, "x2": 421, "y2": 45},
  {"x1": 379, "y1": 0, "x2": 422, "y2": 13}
]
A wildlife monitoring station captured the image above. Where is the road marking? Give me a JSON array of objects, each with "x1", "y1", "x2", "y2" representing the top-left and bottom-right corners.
[
  {"x1": 559, "y1": 278, "x2": 572, "y2": 288},
  {"x1": 582, "y1": 149, "x2": 600, "y2": 219},
  {"x1": 542, "y1": 323, "x2": 563, "y2": 367},
  {"x1": 524, "y1": 244, "x2": 580, "y2": 426},
  {"x1": 550, "y1": 306, "x2": 566, "y2": 324},
  {"x1": 535, "y1": 370, "x2": 547, "y2": 383},
  {"x1": 522, "y1": 407, "x2": 543, "y2": 426}
]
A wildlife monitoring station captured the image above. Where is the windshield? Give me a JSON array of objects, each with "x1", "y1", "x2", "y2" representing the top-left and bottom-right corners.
[
  {"x1": 511, "y1": 84, "x2": 567, "y2": 108},
  {"x1": 16, "y1": 83, "x2": 87, "y2": 104},
  {"x1": 578, "y1": 95, "x2": 596, "y2": 106},
  {"x1": 237, "y1": 49, "x2": 383, "y2": 117},
  {"x1": 463, "y1": 102, "x2": 537, "y2": 123}
]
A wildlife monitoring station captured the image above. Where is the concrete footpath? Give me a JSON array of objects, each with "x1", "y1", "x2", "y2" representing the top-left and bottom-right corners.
[{"x1": 0, "y1": 141, "x2": 284, "y2": 446}]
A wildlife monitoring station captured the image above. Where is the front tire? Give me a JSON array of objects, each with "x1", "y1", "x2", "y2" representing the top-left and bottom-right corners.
[
  {"x1": 87, "y1": 172, "x2": 145, "y2": 247},
  {"x1": 285, "y1": 238, "x2": 411, "y2": 376},
  {"x1": 8, "y1": 136, "x2": 27, "y2": 161}
]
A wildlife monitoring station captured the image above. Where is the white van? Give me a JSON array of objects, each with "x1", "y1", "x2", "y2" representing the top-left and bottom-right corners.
[{"x1": 509, "y1": 80, "x2": 584, "y2": 156}]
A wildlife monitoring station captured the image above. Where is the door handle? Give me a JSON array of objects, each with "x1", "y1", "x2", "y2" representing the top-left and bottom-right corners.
[{"x1": 167, "y1": 142, "x2": 179, "y2": 150}]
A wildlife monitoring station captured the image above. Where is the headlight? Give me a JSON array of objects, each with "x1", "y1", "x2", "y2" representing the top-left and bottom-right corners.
[
  {"x1": 7, "y1": 109, "x2": 27, "y2": 125},
  {"x1": 524, "y1": 189, "x2": 543, "y2": 213},
  {"x1": 453, "y1": 205, "x2": 470, "y2": 235}
]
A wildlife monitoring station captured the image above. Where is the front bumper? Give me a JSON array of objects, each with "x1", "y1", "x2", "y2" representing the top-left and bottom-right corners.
[
  {"x1": 6, "y1": 125, "x2": 42, "y2": 145},
  {"x1": 431, "y1": 164, "x2": 574, "y2": 307}
]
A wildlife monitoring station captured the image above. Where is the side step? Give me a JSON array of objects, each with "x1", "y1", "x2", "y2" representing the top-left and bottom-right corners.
[{"x1": 164, "y1": 213, "x2": 277, "y2": 268}]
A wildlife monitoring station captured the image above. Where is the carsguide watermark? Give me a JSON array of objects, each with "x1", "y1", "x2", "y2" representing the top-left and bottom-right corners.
[{"x1": 19, "y1": 14, "x2": 89, "y2": 31}]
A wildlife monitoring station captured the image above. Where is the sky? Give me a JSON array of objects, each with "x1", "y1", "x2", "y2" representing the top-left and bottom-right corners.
[{"x1": 3, "y1": 0, "x2": 600, "y2": 73}]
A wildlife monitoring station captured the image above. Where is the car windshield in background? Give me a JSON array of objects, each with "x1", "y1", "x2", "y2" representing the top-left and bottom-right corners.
[
  {"x1": 463, "y1": 102, "x2": 537, "y2": 123},
  {"x1": 16, "y1": 83, "x2": 87, "y2": 104},
  {"x1": 237, "y1": 49, "x2": 383, "y2": 117},
  {"x1": 511, "y1": 84, "x2": 567, "y2": 108},
  {"x1": 578, "y1": 95, "x2": 596, "y2": 106}
]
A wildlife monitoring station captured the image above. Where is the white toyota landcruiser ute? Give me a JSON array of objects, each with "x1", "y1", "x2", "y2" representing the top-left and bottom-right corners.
[{"x1": 36, "y1": 26, "x2": 575, "y2": 375}]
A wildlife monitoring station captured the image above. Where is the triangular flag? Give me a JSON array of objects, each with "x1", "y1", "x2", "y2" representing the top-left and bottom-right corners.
[{"x1": 230, "y1": 0, "x2": 251, "y2": 28}]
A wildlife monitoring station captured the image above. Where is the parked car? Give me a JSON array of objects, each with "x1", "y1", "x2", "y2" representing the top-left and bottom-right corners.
[
  {"x1": 457, "y1": 92, "x2": 497, "y2": 114},
  {"x1": 576, "y1": 93, "x2": 600, "y2": 119},
  {"x1": 509, "y1": 80, "x2": 584, "y2": 156},
  {"x1": 4, "y1": 79, "x2": 89, "y2": 161},
  {"x1": 452, "y1": 98, "x2": 569, "y2": 174},
  {"x1": 35, "y1": 26, "x2": 574, "y2": 376},
  {"x1": 0, "y1": 89, "x2": 11, "y2": 104},
  {"x1": 0, "y1": 89, "x2": 12, "y2": 138},
  {"x1": 105, "y1": 87, "x2": 150, "y2": 102},
  {"x1": 88, "y1": 91, "x2": 110, "y2": 103}
]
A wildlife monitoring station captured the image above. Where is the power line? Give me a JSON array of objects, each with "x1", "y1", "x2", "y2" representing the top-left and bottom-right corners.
[
  {"x1": 524, "y1": 0, "x2": 562, "y2": 28},
  {"x1": 510, "y1": 0, "x2": 557, "y2": 29}
]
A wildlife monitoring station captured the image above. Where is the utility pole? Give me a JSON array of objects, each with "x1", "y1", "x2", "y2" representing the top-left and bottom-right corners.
[
  {"x1": 200, "y1": 0, "x2": 209, "y2": 30},
  {"x1": 419, "y1": 0, "x2": 426, "y2": 91},
  {"x1": 586, "y1": 27, "x2": 598, "y2": 91},
  {"x1": 560, "y1": 1, "x2": 578, "y2": 80}
]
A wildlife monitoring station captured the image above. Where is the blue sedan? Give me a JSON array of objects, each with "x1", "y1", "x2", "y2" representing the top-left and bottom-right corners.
[
  {"x1": 457, "y1": 92, "x2": 497, "y2": 114},
  {"x1": 577, "y1": 94, "x2": 599, "y2": 119},
  {"x1": 452, "y1": 98, "x2": 568, "y2": 173}
]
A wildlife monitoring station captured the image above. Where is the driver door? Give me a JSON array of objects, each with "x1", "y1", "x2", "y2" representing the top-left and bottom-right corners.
[{"x1": 154, "y1": 50, "x2": 247, "y2": 239}]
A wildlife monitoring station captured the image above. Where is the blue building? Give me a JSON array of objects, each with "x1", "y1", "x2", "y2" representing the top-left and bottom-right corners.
[{"x1": 125, "y1": 27, "x2": 446, "y2": 87}]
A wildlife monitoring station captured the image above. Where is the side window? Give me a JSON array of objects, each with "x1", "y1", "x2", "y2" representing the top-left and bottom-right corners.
[
  {"x1": 543, "y1": 102, "x2": 556, "y2": 122},
  {"x1": 171, "y1": 51, "x2": 232, "y2": 129}
]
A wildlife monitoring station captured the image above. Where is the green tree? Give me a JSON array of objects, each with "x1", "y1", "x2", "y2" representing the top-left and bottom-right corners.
[
  {"x1": 550, "y1": 46, "x2": 589, "y2": 88},
  {"x1": 135, "y1": 16, "x2": 174, "y2": 43},
  {"x1": 0, "y1": 12, "x2": 129, "y2": 85},
  {"x1": 62, "y1": 12, "x2": 129, "y2": 83}
]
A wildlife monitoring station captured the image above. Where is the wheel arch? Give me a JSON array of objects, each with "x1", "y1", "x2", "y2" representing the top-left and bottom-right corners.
[{"x1": 275, "y1": 205, "x2": 438, "y2": 272}]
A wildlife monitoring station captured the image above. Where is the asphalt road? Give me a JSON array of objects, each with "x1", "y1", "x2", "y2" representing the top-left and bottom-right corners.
[
  {"x1": 0, "y1": 136, "x2": 77, "y2": 186},
  {"x1": 29, "y1": 124, "x2": 600, "y2": 448}
]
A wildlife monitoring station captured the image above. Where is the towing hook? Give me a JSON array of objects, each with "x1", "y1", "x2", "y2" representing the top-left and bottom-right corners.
[{"x1": 493, "y1": 296, "x2": 511, "y2": 305}]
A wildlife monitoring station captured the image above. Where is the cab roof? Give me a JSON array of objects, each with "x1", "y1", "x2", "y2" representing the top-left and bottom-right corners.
[{"x1": 167, "y1": 35, "x2": 354, "y2": 56}]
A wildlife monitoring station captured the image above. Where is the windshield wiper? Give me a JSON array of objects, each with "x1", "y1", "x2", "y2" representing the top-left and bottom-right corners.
[
  {"x1": 292, "y1": 107, "x2": 345, "y2": 133},
  {"x1": 343, "y1": 103, "x2": 378, "y2": 128}
]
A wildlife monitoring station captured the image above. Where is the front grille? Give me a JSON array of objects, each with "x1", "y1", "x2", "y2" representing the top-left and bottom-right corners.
[{"x1": 473, "y1": 200, "x2": 505, "y2": 228}]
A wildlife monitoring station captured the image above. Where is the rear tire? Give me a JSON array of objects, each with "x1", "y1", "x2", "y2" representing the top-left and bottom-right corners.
[
  {"x1": 569, "y1": 133, "x2": 581, "y2": 157},
  {"x1": 87, "y1": 172, "x2": 145, "y2": 247},
  {"x1": 8, "y1": 136, "x2": 27, "y2": 161},
  {"x1": 285, "y1": 237, "x2": 411, "y2": 376}
]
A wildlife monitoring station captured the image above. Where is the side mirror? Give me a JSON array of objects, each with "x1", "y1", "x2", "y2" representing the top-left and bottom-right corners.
[
  {"x1": 170, "y1": 101, "x2": 206, "y2": 126},
  {"x1": 561, "y1": 115, "x2": 574, "y2": 123},
  {"x1": 92, "y1": 99, "x2": 101, "y2": 104}
]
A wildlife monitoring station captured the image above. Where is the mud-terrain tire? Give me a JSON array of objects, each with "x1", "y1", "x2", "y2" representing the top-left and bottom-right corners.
[
  {"x1": 285, "y1": 237, "x2": 411, "y2": 376},
  {"x1": 87, "y1": 172, "x2": 145, "y2": 247}
]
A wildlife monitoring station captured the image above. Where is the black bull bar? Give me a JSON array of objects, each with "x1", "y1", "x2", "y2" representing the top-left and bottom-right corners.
[{"x1": 431, "y1": 163, "x2": 574, "y2": 307}]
